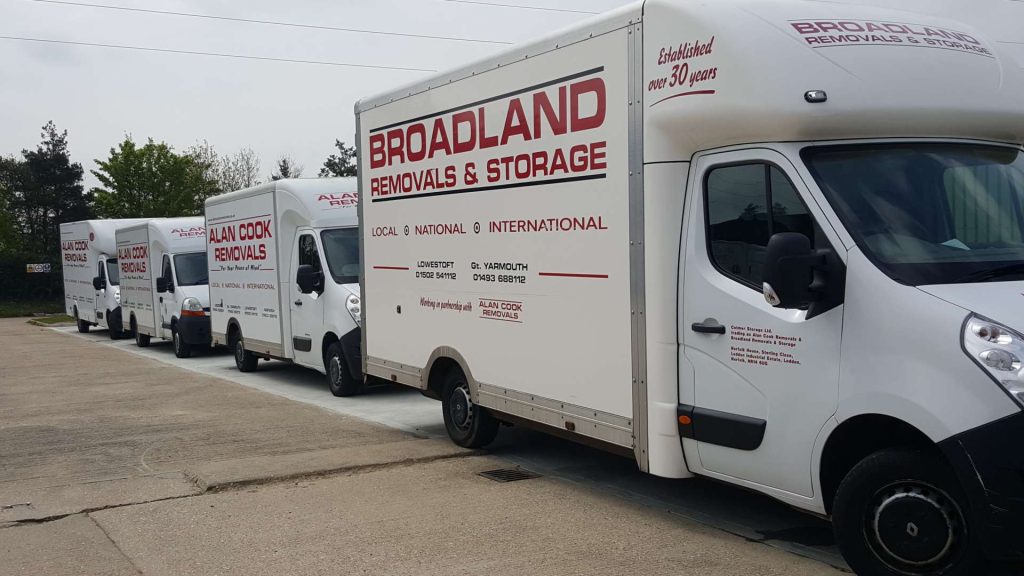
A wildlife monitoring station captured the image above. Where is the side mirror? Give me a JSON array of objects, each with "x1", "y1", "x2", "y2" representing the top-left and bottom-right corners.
[
  {"x1": 762, "y1": 233, "x2": 827, "y2": 309},
  {"x1": 156, "y1": 277, "x2": 167, "y2": 293},
  {"x1": 296, "y1": 265, "x2": 323, "y2": 294},
  {"x1": 93, "y1": 276, "x2": 105, "y2": 291}
]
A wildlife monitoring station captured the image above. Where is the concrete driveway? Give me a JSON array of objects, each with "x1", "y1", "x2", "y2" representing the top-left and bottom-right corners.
[{"x1": 0, "y1": 318, "x2": 843, "y2": 575}]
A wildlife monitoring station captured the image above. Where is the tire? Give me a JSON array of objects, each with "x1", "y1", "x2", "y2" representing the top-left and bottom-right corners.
[
  {"x1": 440, "y1": 366, "x2": 499, "y2": 448},
  {"x1": 172, "y1": 326, "x2": 192, "y2": 359},
  {"x1": 833, "y1": 448, "x2": 982, "y2": 576},
  {"x1": 134, "y1": 321, "x2": 151, "y2": 347},
  {"x1": 232, "y1": 331, "x2": 258, "y2": 372},
  {"x1": 325, "y1": 342, "x2": 363, "y2": 397},
  {"x1": 107, "y1": 311, "x2": 122, "y2": 340},
  {"x1": 75, "y1": 309, "x2": 89, "y2": 333}
]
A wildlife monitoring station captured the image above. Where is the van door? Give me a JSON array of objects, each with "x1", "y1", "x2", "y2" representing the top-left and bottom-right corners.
[
  {"x1": 289, "y1": 231, "x2": 325, "y2": 368},
  {"x1": 94, "y1": 257, "x2": 107, "y2": 323},
  {"x1": 680, "y1": 149, "x2": 843, "y2": 498},
  {"x1": 159, "y1": 254, "x2": 174, "y2": 338}
]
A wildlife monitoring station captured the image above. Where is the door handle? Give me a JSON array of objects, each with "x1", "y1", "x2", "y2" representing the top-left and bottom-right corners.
[
  {"x1": 159, "y1": 297, "x2": 163, "y2": 303},
  {"x1": 294, "y1": 299, "x2": 303, "y2": 306},
  {"x1": 691, "y1": 319, "x2": 726, "y2": 335}
]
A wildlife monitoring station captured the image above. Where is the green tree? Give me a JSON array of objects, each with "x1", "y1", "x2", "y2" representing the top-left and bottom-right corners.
[
  {"x1": 0, "y1": 157, "x2": 24, "y2": 255},
  {"x1": 1, "y1": 122, "x2": 90, "y2": 260},
  {"x1": 319, "y1": 140, "x2": 357, "y2": 177},
  {"x1": 91, "y1": 137, "x2": 218, "y2": 218}
]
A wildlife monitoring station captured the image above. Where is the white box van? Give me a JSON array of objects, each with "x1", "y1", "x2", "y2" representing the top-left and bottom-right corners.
[
  {"x1": 356, "y1": 1, "x2": 1024, "y2": 572},
  {"x1": 60, "y1": 219, "x2": 148, "y2": 337},
  {"x1": 205, "y1": 178, "x2": 364, "y2": 395},
  {"x1": 116, "y1": 217, "x2": 210, "y2": 357}
]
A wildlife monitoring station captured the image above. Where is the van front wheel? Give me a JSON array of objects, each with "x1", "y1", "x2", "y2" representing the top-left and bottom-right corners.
[
  {"x1": 441, "y1": 367, "x2": 498, "y2": 448},
  {"x1": 832, "y1": 448, "x2": 981, "y2": 576},
  {"x1": 172, "y1": 326, "x2": 192, "y2": 359},
  {"x1": 326, "y1": 342, "x2": 363, "y2": 397}
]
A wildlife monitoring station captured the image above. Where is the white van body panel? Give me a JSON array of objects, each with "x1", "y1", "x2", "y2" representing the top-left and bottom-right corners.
[
  {"x1": 116, "y1": 218, "x2": 207, "y2": 340},
  {"x1": 356, "y1": 0, "x2": 1024, "y2": 519},
  {"x1": 205, "y1": 178, "x2": 359, "y2": 370},
  {"x1": 60, "y1": 219, "x2": 148, "y2": 329}
]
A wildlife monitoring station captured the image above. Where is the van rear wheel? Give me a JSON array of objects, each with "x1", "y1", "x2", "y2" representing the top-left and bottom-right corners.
[
  {"x1": 832, "y1": 448, "x2": 981, "y2": 576},
  {"x1": 75, "y1": 309, "x2": 89, "y2": 333},
  {"x1": 232, "y1": 332, "x2": 258, "y2": 372},
  {"x1": 326, "y1": 342, "x2": 363, "y2": 397},
  {"x1": 133, "y1": 319, "x2": 150, "y2": 347},
  {"x1": 441, "y1": 366, "x2": 499, "y2": 448}
]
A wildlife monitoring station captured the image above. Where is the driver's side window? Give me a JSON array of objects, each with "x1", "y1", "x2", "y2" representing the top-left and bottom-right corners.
[
  {"x1": 298, "y1": 234, "x2": 321, "y2": 272},
  {"x1": 705, "y1": 163, "x2": 823, "y2": 289},
  {"x1": 161, "y1": 255, "x2": 173, "y2": 287}
]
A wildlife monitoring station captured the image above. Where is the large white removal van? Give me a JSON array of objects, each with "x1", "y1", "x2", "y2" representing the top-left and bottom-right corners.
[
  {"x1": 116, "y1": 217, "x2": 210, "y2": 357},
  {"x1": 356, "y1": 0, "x2": 1024, "y2": 573},
  {"x1": 205, "y1": 178, "x2": 364, "y2": 395},
  {"x1": 60, "y1": 219, "x2": 148, "y2": 337}
]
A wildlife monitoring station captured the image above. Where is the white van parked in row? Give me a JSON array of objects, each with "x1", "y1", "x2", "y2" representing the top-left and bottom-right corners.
[
  {"x1": 356, "y1": 0, "x2": 1024, "y2": 573},
  {"x1": 205, "y1": 178, "x2": 364, "y2": 395},
  {"x1": 60, "y1": 219, "x2": 148, "y2": 337},
  {"x1": 116, "y1": 217, "x2": 210, "y2": 357}
]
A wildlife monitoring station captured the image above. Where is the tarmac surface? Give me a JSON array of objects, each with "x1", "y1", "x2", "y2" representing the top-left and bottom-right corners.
[{"x1": 0, "y1": 318, "x2": 846, "y2": 575}]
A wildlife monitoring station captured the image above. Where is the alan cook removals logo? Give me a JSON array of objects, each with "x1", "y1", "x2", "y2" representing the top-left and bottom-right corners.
[{"x1": 368, "y1": 68, "x2": 609, "y2": 202}]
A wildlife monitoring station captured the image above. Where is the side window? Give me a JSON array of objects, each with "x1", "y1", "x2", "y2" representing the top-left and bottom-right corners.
[
  {"x1": 706, "y1": 163, "x2": 822, "y2": 288},
  {"x1": 161, "y1": 255, "x2": 173, "y2": 286},
  {"x1": 298, "y1": 234, "x2": 321, "y2": 272}
]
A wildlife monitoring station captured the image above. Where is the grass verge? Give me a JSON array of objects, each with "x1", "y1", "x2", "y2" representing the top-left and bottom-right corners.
[
  {"x1": 0, "y1": 301, "x2": 65, "y2": 318},
  {"x1": 27, "y1": 315, "x2": 75, "y2": 326}
]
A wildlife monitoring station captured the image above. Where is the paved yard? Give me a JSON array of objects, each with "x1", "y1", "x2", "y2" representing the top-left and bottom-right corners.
[{"x1": 0, "y1": 319, "x2": 843, "y2": 575}]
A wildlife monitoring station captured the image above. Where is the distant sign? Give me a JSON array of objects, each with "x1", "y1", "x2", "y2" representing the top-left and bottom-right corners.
[{"x1": 25, "y1": 263, "x2": 51, "y2": 273}]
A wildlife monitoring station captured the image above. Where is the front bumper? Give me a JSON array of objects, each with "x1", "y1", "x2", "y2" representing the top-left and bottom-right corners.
[
  {"x1": 177, "y1": 315, "x2": 212, "y2": 347},
  {"x1": 939, "y1": 410, "x2": 1024, "y2": 565}
]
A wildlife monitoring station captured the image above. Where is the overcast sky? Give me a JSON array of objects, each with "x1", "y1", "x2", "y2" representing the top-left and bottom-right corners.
[{"x1": 1, "y1": 0, "x2": 631, "y2": 188}]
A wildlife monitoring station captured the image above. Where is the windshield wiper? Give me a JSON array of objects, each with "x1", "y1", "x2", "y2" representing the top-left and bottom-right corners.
[{"x1": 954, "y1": 262, "x2": 1024, "y2": 283}]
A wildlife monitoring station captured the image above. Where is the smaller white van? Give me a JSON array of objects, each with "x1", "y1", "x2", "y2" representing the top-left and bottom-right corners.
[
  {"x1": 116, "y1": 218, "x2": 210, "y2": 357},
  {"x1": 205, "y1": 178, "x2": 364, "y2": 395},
  {"x1": 60, "y1": 219, "x2": 148, "y2": 337}
]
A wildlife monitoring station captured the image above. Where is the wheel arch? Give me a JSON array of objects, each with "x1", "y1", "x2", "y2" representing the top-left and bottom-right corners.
[
  {"x1": 820, "y1": 413, "x2": 935, "y2": 514},
  {"x1": 423, "y1": 347, "x2": 476, "y2": 401},
  {"x1": 321, "y1": 331, "x2": 340, "y2": 364},
  {"x1": 226, "y1": 319, "x2": 242, "y2": 343}
]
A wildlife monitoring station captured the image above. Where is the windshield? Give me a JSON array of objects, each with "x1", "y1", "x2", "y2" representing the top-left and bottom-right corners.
[
  {"x1": 803, "y1": 144, "x2": 1024, "y2": 285},
  {"x1": 320, "y1": 228, "x2": 360, "y2": 284},
  {"x1": 173, "y1": 252, "x2": 208, "y2": 286},
  {"x1": 105, "y1": 258, "x2": 119, "y2": 286}
]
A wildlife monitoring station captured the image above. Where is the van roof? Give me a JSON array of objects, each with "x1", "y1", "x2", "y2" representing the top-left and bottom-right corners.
[
  {"x1": 116, "y1": 217, "x2": 207, "y2": 253},
  {"x1": 204, "y1": 178, "x2": 358, "y2": 229},
  {"x1": 356, "y1": 0, "x2": 1024, "y2": 158},
  {"x1": 61, "y1": 219, "x2": 151, "y2": 255}
]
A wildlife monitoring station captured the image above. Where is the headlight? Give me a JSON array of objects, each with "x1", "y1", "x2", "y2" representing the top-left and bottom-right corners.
[
  {"x1": 114, "y1": 291, "x2": 120, "y2": 304},
  {"x1": 963, "y1": 315, "x2": 1024, "y2": 407},
  {"x1": 345, "y1": 293, "x2": 361, "y2": 327},
  {"x1": 181, "y1": 297, "x2": 205, "y2": 317}
]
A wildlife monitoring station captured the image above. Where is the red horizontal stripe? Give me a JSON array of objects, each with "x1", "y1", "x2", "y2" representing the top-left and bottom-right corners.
[
  {"x1": 373, "y1": 266, "x2": 410, "y2": 271},
  {"x1": 650, "y1": 89, "x2": 716, "y2": 108},
  {"x1": 538, "y1": 272, "x2": 609, "y2": 279}
]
